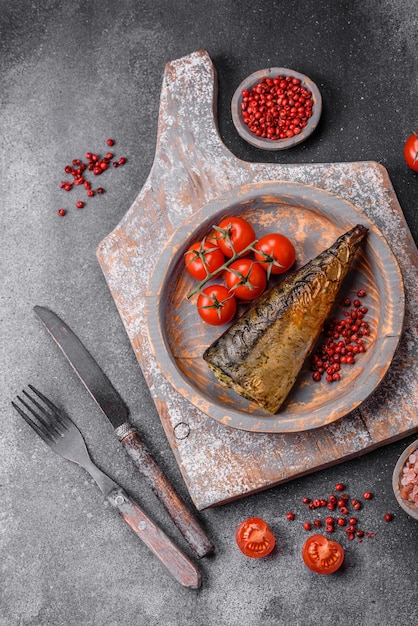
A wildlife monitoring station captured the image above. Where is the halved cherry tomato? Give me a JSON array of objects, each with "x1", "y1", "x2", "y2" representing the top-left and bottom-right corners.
[
  {"x1": 225, "y1": 258, "x2": 267, "y2": 300},
  {"x1": 302, "y1": 534, "x2": 344, "y2": 574},
  {"x1": 254, "y1": 233, "x2": 296, "y2": 276},
  {"x1": 235, "y1": 517, "x2": 275, "y2": 558},
  {"x1": 184, "y1": 240, "x2": 225, "y2": 280},
  {"x1": 196, "y1": 285, "x2": 237, "y2": 326},
  {"x1": 404, "y1": 133, "x2": 418, "y2": 172},
  {"x1": 214, "y1": 216, "x2": 256, "y2": 258}
]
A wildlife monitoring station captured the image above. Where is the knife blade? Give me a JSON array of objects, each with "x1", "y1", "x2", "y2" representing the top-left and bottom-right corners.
[{"x1": 33, "y1": 305, "x2": 214, "y2": 559}]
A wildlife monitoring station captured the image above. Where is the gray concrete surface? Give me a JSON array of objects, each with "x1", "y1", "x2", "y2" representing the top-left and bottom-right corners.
[{"x1": 1, "y1": 1, "x2": 417, "y2": 625}]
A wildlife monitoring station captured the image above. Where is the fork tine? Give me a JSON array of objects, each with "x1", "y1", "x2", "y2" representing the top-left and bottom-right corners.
[
  {"x1": 21, "y1": 391, "x2": 62, "y2": 437},
  {"x1": 27, "y1": 385, "x2": 71, "y2": 430},
  {"x1": 28, "y1": 384, "x2": 61, "y2": 414},
  {"x1": 11, "y1": 398, "x2": 54, "y2": 443},
  {"x1": 12, "y1": 385, "x2": 69, "y2": 444},
  {"x1": 20, "y1": 390, "x2": 63, "y2": 437}
]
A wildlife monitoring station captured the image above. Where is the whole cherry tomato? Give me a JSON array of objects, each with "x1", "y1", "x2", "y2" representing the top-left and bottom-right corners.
[
  {"x1": 225, "y1": 258, "x2": 267, "y2": 301},
  {"x1": 214, "y1": 216, "x2": 256, "y2": 258},
  {"x1": 404, "y1": 133, "x2": 418, "y2": 172},
  {"x1": 254, "y1": 233, "x2": 296, "y2": 276},
  {"x1": 196, "y1": 285, "x2": 237, "y2": 326},
  {"x1": 302, "y1": 534, "x2": 344, "y2": 574},
  {"x1": 184, "y1": 240, "x2": 225, "y2": 280},
  {"x1": 235, "y1": 517, "x2": 276, "y2": 558}
]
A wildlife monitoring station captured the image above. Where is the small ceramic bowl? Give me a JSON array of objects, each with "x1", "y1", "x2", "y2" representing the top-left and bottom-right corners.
[
  {"x1": 392, "y1": 438, "x2": 418, "y2": 521},
  {"x1": 231, "y1": 67, "x2": 322, "y2": 150}
]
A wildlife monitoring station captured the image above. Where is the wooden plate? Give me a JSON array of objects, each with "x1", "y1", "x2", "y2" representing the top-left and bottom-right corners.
[{"x1": 146, "y1": 181, "x2": 404, "y2": 433}]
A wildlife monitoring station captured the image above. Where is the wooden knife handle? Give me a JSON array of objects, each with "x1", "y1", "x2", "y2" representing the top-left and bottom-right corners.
[
  {"x1": 117, "y1": 426, "x2": 214, "y2": 558},
  {"x1": 107, "y1": 487, "x2": 201, "y2": 589}
]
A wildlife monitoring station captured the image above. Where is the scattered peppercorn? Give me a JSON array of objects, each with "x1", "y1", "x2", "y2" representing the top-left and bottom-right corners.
[
  {"x1": 57, "y1": 139, "x2": 126, "y2": 216},
  {"x1": 292, "y1": 482, "x2": 387, "y2": 545}
]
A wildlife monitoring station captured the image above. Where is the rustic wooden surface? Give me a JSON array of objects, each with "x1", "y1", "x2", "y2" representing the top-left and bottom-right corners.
[{"x1": 96, "y1": 50, "x2": 418, "y2": 510}]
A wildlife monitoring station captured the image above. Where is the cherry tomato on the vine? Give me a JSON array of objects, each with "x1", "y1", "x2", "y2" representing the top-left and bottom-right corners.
[
  {"x1": 225, "y1": 258, "x2": 267, "y2": 301},
  {"x1": 214, "y1": 216, "x2": 256, "y2": 258},
  {"x1": 235, "y1": 517, "x2": 276, "y2": 558},
  {"x1": 404, "y1": 133, "x2": 418, "y2": 172},
  {"x1": 254, "y1": 233, "x2": 296, "y2": 276},
  {"x1": 302, "y1": 534, "x2": 344, "y2": 575},
  {"x1": 184, "y1": 240, "x2": 225, "y2": 281},
  {"x1": 196, "y1": 285, "x2": 237, "y2": 326}
]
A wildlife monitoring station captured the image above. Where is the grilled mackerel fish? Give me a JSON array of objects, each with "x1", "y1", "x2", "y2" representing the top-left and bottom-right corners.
[{"x1": 203, "y1": 224, "x2": 368, "y2": 414}]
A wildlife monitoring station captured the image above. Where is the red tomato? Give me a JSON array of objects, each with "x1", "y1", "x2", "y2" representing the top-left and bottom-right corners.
[
  {"x1": 254, "y1": 233, "x2": 296, "y2": 276},
  {"x1": 225, "y1": 259, "x2": 267, "y2": 300},
  {"x1": 235, "y1": 517, "x2": 276, "y2": 558},
  {"x1": 404, "y1": 133, "x2": 418, "y2": 172},
  {"x1": 184, "y1": 240, "x2": 225, "y2": 280},
  {"x1": 302, "y1": 534, "x2": 344, "y2": 574},
  {"x1": 215, "y1": 216, "x2": 256, "y2": 258},
  {"x1": 196, "y1": 285, "x2": 237, "y2": 326}
]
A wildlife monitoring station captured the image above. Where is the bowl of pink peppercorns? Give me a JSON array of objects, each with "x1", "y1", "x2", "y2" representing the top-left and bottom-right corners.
[
  {"x1": 231, "y1": 67, "x2": 322, "y2": 150},
  {"x1": 392, "y1": 439, "x2": 418, "y2": 521}
]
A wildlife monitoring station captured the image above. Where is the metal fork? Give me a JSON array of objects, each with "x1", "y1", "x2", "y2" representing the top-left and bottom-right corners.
[{"x1": 12, "y1": 385, "x2": 201, "y2": 589}]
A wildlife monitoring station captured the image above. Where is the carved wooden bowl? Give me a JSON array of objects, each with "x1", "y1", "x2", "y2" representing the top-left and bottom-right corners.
[
  {"x1": 392, "y1": 439, "x2": 418, "y2": 521},
  {"x1": 231, "y1": 67, "x2": 322, "y2": 150},
  {"x1": 146, "y1": 181, "x2": 404, "y2": 433}
]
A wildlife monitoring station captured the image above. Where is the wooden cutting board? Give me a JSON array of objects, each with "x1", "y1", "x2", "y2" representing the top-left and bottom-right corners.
[{"x1": 96, "y1": 50, "x2": 418, "y2": 510}]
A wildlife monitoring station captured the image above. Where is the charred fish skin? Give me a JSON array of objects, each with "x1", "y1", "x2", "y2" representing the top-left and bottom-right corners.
[{"x1": 203, "y1": 225, "x2": 368, "y2": 414}]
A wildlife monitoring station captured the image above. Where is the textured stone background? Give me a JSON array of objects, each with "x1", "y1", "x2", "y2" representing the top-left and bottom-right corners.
[{"x1": 1, "y1": 1, "x2": 417, "y2": 625}]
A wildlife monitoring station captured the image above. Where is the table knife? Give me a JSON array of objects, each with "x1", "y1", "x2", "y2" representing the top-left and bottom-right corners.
[{"x1": 33, "y1": 305, "x2": 214, "y2": 559}]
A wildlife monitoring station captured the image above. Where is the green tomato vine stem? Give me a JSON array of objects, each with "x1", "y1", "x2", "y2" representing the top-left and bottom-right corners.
[{"x1": 186, "y1": 239, "x2": 258, "y2": 299}]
